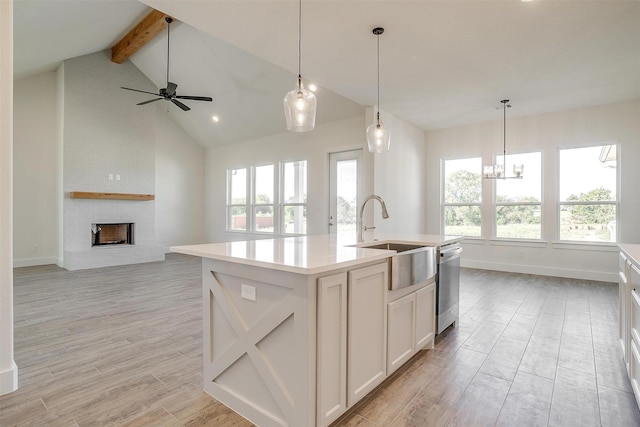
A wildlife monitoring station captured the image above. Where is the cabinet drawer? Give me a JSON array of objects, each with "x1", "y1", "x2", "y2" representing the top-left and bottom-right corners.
[{"x1": 632, "y1": 264, "x2": 640, "y2": 292}]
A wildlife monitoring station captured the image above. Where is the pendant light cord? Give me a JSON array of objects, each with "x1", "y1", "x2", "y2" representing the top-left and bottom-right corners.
[
  {"x1": 297, "y1": 0, "x2": 302, "y2": 83},
  {"x1": 503, "y1": 100, "x2": 507, "y2": 164},
  {"x1": 376, "y1": 31, "x2": 380, "y2": 124}
]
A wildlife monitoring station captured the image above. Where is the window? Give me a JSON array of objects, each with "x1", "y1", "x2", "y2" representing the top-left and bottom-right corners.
[
  {"x1": 254, "y1": 164, "x2": 275, "y2": 233},
  {"x1": 495, "y1": 152, "x2": 542, "y2": 239},
  {"x1": 227, "y1": 168, "x2": 247, "y2": 231},
  {"x1": 226, "y1": 160, "x2": 308, "y2": 235},
  {"x1": 559, "y1": 145, "x2": 617, "y2": 242},
  {"x1": 443, "y1": 157, "x2": 482, "y2": 237},
  {"x1": 281, "y1": 160, "x2": 307, "y2": 235}
]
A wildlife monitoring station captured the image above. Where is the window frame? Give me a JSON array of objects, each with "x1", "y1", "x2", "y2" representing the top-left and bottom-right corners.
[
  {"x1": 280, "y1": 159, "x2": 308, "y2": 236},
  {"x1": 252, "y1": 163, "x2": 277, "y2": 235},
  {"x1": 441, "y1": 156, "x2": 483, "y2": 238},
  {"x1": 226, "y1": 160, "x2": 308, "y2": 236},
  {"x1": 493, "y1": 150, "x2": 543, "y2": 241},
  {"x1": 556, "y1": 144, "x2": 619, "y2": 244},
  {"x1": 226, "y1": 167, "x2": 249, "y2": 232}
]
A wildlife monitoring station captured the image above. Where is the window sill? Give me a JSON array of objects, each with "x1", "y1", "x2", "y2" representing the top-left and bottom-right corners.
[
  {"x1": 552, "y1": 241, "x2": 619, "y2": 252},
  {"x1": 489, "y1": 239, "x2": 547, "y2": 248}
]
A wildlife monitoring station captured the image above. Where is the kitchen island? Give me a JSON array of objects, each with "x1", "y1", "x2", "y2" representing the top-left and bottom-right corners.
[{"x1": 171, "y1": 233, "x2": 461, "y2": 427}]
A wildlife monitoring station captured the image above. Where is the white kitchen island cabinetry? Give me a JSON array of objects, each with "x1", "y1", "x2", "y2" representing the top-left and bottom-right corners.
[
  {"x1": 172, "y1": 234, "x2": 454, "y2": 427},
  {"x1": 415, "y1": 284, "x2": 436, "y2": 350},
  {"x1": 387, "y1": 282, "x2": 436, "y2": 376},
  {"x1": 618, "y1": 244, "x2": 640, "y2": 410},
  {"x1": 317, "y1": 272, "x2": 348, "y2": 426},
  {"x1": 316, "y1": 262, "x2": 388, "y2": 426},
  {"x1": 346, "y1": 263, "x2": 388, "y2": 406}
]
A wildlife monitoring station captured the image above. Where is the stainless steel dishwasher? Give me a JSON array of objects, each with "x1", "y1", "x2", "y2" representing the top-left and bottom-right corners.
[{"x1": 436, "y1": 242, "x2": 462, "y2": 334}]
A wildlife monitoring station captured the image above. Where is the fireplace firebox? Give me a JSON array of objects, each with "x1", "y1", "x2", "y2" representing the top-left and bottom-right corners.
[{"x1": 92, "y1": 223, "x2": 134, "y2": 246}]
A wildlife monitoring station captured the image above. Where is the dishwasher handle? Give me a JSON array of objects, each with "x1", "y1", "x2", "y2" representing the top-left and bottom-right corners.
[{"x1": 439, "y1": 246, "x2": 462, "y2": 261}]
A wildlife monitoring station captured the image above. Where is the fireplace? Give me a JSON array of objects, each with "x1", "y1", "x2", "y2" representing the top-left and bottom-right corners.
[{"x1": 92, "y1": 223, "x2": 134, "y2": 247}]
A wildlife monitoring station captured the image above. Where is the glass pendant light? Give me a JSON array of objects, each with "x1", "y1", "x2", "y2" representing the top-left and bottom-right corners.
[
  {"x1": 483, "y1": 99, "x2": 524, "y2": 179},
  {"x1": 283, "y1": 0, "x2": 316, "y2": 132},
  {"x1": 366, "y1": 27, "x2": 390, "y2": 153}
]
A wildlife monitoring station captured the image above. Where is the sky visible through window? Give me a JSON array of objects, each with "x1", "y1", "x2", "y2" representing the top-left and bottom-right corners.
[
  {"x1": 560, "y1": 146, "x2": 616, "y2": 200},
  {"x1": 496, "y1": 152, "x2": 541, "y2": 201}
]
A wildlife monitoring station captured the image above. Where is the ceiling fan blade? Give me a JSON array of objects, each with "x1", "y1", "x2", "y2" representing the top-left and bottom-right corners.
[
  {"x1": 175, "y1": 96, "x2": 213, "y2": 102},
  {"x1": 137, "y1": 98, "x2": 163, "y2": 106},
  {"x1": 121, "y1": 87, "x2": 159, "y2": 96},
  {"x1": 171, "y1": 99, "x2": 191, "y2": 111},
  {"x1": 166, "y1": 82, "x2": 177, "y2": 96}
]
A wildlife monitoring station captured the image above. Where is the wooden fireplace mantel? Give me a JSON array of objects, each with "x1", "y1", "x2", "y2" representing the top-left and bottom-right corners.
[{"x1": 69, "y1": 192, "x2": 155, "y2": 201}]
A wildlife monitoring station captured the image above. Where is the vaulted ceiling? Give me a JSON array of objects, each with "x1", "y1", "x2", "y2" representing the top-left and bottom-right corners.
[{"x1": 13, "y1": 0, "x2": 640, "y2": 148}]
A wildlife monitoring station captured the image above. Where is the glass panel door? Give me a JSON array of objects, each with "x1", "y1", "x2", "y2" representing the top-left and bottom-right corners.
[{"x1": 329, "y1": 150, "x2": 362, "y2": 238}]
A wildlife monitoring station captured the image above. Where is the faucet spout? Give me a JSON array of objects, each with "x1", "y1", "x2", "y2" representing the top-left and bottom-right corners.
[{"x1": 358, "y1": 194, "x2": 390, "y2": 242}]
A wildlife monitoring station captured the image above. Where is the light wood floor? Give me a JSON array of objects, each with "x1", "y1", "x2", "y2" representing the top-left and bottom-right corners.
[{"x1": 1, "y1": 255, "x2": 639, "y2": 426}]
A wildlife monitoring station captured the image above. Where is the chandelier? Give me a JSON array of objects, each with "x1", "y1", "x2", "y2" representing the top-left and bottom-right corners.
[{"x1": 483, "y1": 99, "x2": 523, "y2": 179}]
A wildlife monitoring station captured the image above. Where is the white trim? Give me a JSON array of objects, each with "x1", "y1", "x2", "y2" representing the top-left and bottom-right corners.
[
  {"x1": 13, "y1": 257, "x2": 59, "y2": 268},
  {"x1": 552, "y1": 241, "x2": 619, "y2": 251},
  {"x1": 489, "y1": 239, "x2": 547, "y2": 248},
  {"x1": 461, "y1": 259, "x2": 617, "y2": 283},
  {"x1": 0, "y1": 361, "x2": 18, "y2": 396}
]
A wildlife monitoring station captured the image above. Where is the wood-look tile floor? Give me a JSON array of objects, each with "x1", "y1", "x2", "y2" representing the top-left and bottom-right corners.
[{"x1": 1, "y1": 255, "x2": 639, "y2": 426}]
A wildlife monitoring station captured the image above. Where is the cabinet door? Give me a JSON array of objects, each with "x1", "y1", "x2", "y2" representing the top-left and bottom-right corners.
[
  {"x1": 317, "y1": 273, "x2": 348, "y2": 427},
  {"x1": 632, "y1": 266, "x2": 640, "y2": 345},
  {"x1": 415, "y1": 283, "x2": 436, "y2": 350},
  {"x1": 620, "y1": 253, "x2": 629, "y2": 363},
  {"x1": 347, "y1": 263, "x2": 387, "y2": 407},
  {"x1": 630, "y1": 340, "x2": 640, "y2": 410},
  {"x1": 387, "y1": 293, "x2": 416, "y2": 375}
]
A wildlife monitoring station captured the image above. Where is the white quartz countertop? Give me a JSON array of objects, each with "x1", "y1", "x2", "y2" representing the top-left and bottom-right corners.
[
  {"x1": 619, "y1": 244, "x2": 640, "y2": 266},
  {"x1": 171, "y1": 233, "x2": 463, "y2": 275}
]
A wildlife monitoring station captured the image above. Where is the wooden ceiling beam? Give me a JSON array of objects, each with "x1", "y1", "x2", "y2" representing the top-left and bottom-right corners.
[{"x1": 111, "y1": 9, "x2": 170, "y2": 64}]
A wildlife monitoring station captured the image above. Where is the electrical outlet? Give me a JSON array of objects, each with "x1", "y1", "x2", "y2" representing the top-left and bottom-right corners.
[
  {"x1": 108, "y1": 173, "x2": 113, "y2": 180},
  {"x1": 116, "y1": 174, "x2": 121, "y2": 181},
  {"x1": 241, "y1": 284, "x2": 256, "y2": 302}
]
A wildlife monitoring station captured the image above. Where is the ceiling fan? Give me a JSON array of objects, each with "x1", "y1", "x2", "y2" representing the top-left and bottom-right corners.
[{"x1": 121, "y1": 17, "x2": 212, "y2": 111}]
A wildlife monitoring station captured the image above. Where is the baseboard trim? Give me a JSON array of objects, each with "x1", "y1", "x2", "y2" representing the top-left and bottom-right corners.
[
  {"x1": 461, "y1": 259, "x2": 617, "y2": 283},
  {"x1": 0, "y1": 361, "x2": 18, "y2": 396},
  {"x1": 13, "y1": 257, "x2": 58, "y2": 268}
]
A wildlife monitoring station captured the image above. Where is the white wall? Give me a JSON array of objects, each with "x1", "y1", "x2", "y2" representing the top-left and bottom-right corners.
[
  {"x1": 13, "y1": 72, "x2": 58, "y2": 266},
  {"x1": 369, "y1": 107, "x2": 426, "y2": 234},
  {"x1": 61, "y1": 50, "x2": 163, "y2": 270},
  {"x1": 425, "y1": 99, "x2": 640, "y2": 282},
  {"x1": 0, "y1": 0, "x2": 18, "y2": 396},
  {"x1": 205, "y1": 115, "x2": 370, "y2": 242},
  {"x1": 12, "y1": 55, "x2": 206, "y2": 267},
  {"x1": 155, "y1": 108, "x2": 206, "y2": 250}
]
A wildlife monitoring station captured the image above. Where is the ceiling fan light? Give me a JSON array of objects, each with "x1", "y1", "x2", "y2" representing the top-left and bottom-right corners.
[{"x1": 284, "y1": 78, "x2": 317, "y2": 132}]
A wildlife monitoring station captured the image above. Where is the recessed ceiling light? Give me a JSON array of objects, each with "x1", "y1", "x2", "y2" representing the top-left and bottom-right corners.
[
  {"x1": 308, "y1": 84, "x2": 317, "y2": 92},
  {"x1": 521, "y1": 0, "x2": 534, "y2": 2},
  {"x1": 212, "y1": 115, "x2": 220, "y2": 122}
]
